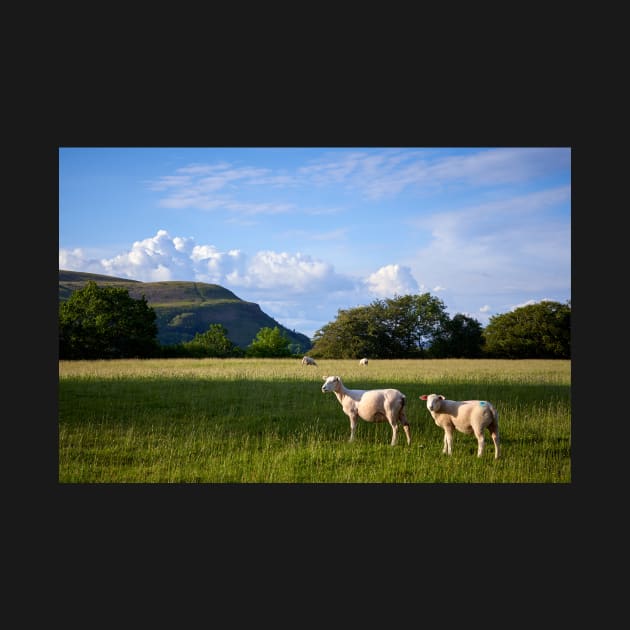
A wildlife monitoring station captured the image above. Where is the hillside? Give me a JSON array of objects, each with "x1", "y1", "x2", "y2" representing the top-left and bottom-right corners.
[{"x1": 58, "y1": 270, "x2": 312, "y2": 352}]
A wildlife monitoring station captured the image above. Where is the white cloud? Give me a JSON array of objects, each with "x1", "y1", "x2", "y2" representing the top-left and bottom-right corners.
[
  {"x1": 173, "y1": 236, "x2": 194, "y2": 253},
  {"x1": 189, "y1": 245, "x2": 246, "y2": 284},
  {"x1": 100, "y1": 230, "x2": 181, "y2": 280},
  {"x1": 59, "y1": 248, "x2": 105, "y2": 275},
  {"x1": 365, "y1": 264, "x2": 419, "y2": 298},
  {"x1": 145, "y1": 175, "x2": 193, "y2": 191},
  {"x1": 227, "y1": 250, "x2": 350, "y2": 294},
  {"x1": 60, "y1": 229, "x2": 425, "y2": 338},
  {"x1": 59, "y1": 229, "x2": 355, "y2": 298},
  {"x1": 295, "y1": 148, "x2": 570, "y2": 201},
  {"x1": 147, "y1": 163, "x2": 290, "y2": 214},
  {"x1": 406, "y1": 187, "x2": 570, "y2": 297}
]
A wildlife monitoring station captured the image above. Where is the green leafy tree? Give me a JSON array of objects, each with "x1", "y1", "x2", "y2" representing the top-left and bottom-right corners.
[
  {"x1": 428, "y1": 313, "x2": 484, "y2": 358},
  {"x1": 59, "y1": 280, "x2": 159, "y2": 359},
  {"x1": 482, "y1": 300, "x2": 570, "y2": 359},
  {"x1": 182, "y1": 323, "x2": 242, "y2": 357},
  {"x1": 311, "y1": 293, "x2": 450, "y2": 358},
  {"x1": 381, "y1": 293, "x2": 450, "y2": 357},
  {"x1": 246, "y1": 326, "x2": 292, "y2": 357},
  {"x1": 311, "y1": 305, "x2": 388, "y2": 359}
]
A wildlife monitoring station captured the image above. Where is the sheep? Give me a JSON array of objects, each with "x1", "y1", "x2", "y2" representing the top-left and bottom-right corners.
[
  {"x1": 419, "y1": 394, "x2": 500, "y2": 458},
  {"x1": 321, "y1": 375, "x2": 411, "y2": 445},
  {"x1": 359, "y1": 357, "x2": 368, "y2": 366},
  {"x1": 301, "y1": 356, "x2": 317, "y2": 366}
]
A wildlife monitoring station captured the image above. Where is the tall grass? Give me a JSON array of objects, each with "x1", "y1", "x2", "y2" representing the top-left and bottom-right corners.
[{"x1": 59, "y1": 358, "x2": 571, "y2": 483}]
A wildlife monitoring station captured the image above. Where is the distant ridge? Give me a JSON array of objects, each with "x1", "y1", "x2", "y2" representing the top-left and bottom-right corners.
[
  {"x1": 58, "y1": 270, "x2": 141, "y2": 283},
  {"x1": 58, "y1": 270, "x2": 312, "y2": 351}
]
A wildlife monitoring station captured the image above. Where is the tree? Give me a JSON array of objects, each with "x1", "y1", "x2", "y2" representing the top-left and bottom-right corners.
[
  {"x1": 181, "y1": 323, "x2": 242, "y2": 357},
  {"x1": 310, "y1": 305, "x2": 388, "y2": 359},
  {"x1": 310, "y1": 293, "x2": 451, "y2": 358},
  {"x1": 246, "y1": 326, "x2": 292, "y2": 357},
  {"x1": 482, "y1": 300, "x2": 570, "y2": 359},
  {"x1": 59, "y1": 280, "x2": 159, "y2": 359},
  {"x1": 428, "y1": 313, "x2": 484, "y2": 358},
  {"x1": 381, "y1": 293, "x2": 450, "y2": 357}
]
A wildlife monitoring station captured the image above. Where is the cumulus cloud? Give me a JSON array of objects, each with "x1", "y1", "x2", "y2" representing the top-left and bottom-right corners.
[
  {"x1": 227, "y1": 250, "x2": 351, "y2": 294},
  {"x1": 365, "y1": 264, "x2": 419, "y2": 298},
  {"x1": 190, "y1": 244, "x2": 246, "y2": 285},
  {"x1": 99, "y1": 230, "x2": 182, "y2": 281},
  {"x1": 59, "y1": 229, "x2": 354, "y2": 297},
  {"x1": 59, "y1": 248, "x2": 106, "y2": 275},
  {"x1": 60, "y1": 231, "x2": 427, "y2": 337},
  {"x1": 59, "y1": 229, "x2": 368, "y2": 338}
]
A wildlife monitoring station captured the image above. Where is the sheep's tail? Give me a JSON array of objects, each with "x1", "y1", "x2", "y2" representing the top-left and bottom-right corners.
[
  {"x1": 399, "y1": 394, "x2": 410, "y2": 426},
  {"x1": 490, "y1": 403, "x2": 499, "y2": 424}
]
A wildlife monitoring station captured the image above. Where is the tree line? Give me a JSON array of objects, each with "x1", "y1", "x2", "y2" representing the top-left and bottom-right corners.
[
  {"x1": 310, "y1": 293, "x2": 570, "y2": 359},
  {"x1": 59, "y1": 280, "x2": 570, "y2": 360}
]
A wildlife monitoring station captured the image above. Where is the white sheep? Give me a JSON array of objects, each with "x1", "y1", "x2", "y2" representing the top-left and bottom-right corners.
[
  {"x1": 359, "y1": 357, "x2": 368, "y2": 366},
  {"x1": 419, "y1": 394, "x2": 500, "y2": 458},
  {"x1": 301, "y1": 356, "x2": 317, "y2": 366},
  {"x1": 322, "y1": 375, "x2": 411, "y2": 445}
]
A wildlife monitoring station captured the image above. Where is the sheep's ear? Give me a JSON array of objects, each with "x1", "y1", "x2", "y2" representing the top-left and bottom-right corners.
[
  {"x1": 420, "y1": 394, "x2": 428, "y2": 400},
  {"x1": 322, "y1": 376, "x2": 328, "y2": 381},
  {"x1": 439, "y1": 395, "x2": 445, "y2": 400}
]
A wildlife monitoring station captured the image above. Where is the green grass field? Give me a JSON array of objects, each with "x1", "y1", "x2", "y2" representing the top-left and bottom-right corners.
[{"x1": 58, "y1": 358, "x2": 571, "y2": 483}]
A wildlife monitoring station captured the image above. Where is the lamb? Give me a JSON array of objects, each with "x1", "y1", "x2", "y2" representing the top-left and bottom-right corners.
[
  {"x1": 302, "y1": 356, "x2": 317, "y2": 366},
  {"x1": 359, "y1": 357, "x2": 368, "y2": 366},
  {"x1": 322, "y1": 375, "x2": 411, "y2": 445},
  {"x1": 419, "y1": 394, "x2": 500, "y2": 458}
]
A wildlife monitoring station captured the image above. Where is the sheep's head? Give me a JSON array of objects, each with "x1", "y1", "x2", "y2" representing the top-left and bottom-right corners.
[
  {"x1": 420, "y1": 393, "x2": 445, "y2": 412},
  {"x1": 322, "y1": 375, "x2": 340, "y2": 393}
]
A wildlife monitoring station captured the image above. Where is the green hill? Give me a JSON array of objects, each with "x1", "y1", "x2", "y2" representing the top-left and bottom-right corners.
[{"x1": 58, "y1": 270, "x2": 312, "y2": 352}]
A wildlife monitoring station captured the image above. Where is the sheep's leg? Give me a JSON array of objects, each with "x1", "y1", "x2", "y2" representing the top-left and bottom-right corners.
[
  {"x1": 399, "y1": 408, "x2": 411, "y2": 445},
  {"x1": 490, "y1": 423, "x2": 500, "y2": 459},
  {"x1": 443, "y1": 428, "x2": 453, "y2": 455},
  {"x1": 348, "y1": 414, "x2": 358, "y2": 442},
  {"x1": 390, "y1": 422, "x2": 399, "y2": 446},
  {"x1": 474, "y1": 428, "x2": 485, "y2": 457}
]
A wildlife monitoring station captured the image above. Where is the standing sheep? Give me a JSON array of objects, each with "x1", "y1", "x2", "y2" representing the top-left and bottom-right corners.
[
  {"x1": 419, "y1": 394, "x2": 500, "y2": 458},
  {"x1": 322, "y1": 375, "x2": 411, "y2": 445},
  {"x1": 301, "y1": 356, "x2": 317, "y2": 366},
  {"x1": 359, "y1": 357, "x2": 368, "y2": 366}
]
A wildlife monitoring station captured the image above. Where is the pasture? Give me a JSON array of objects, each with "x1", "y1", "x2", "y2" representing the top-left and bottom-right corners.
[{"x1": 58, "y1": 358, "x2": 571, "y2": 483}]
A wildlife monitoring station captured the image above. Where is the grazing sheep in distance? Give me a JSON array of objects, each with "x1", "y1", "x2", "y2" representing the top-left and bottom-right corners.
[
  {"x1": 359, "y1": 357, "x2": 368, "y2": 366},
  {"x1": 322, "y1": 375, "x2": 411, "y2": 445},
  {"x1": 419, "y1": 394, "x2": 500, "y2": 458},
  {"x1": 301, "y1": 356, "x2": 317, "y2": 366}
]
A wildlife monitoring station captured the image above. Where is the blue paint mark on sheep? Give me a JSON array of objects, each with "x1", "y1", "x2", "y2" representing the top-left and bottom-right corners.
[{"x1": 480, "y1": 401, "x2": 486, "y2": 406}]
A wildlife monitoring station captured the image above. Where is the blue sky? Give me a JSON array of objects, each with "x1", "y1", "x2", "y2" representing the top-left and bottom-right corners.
[{"x1": 59, "y1": 147, "x2": 571, "y2": 340}]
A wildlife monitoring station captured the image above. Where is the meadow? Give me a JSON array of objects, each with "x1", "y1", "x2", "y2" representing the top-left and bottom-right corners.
[{"x1": 58, "y1": 358, "x2": 571, "y2": 483}]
